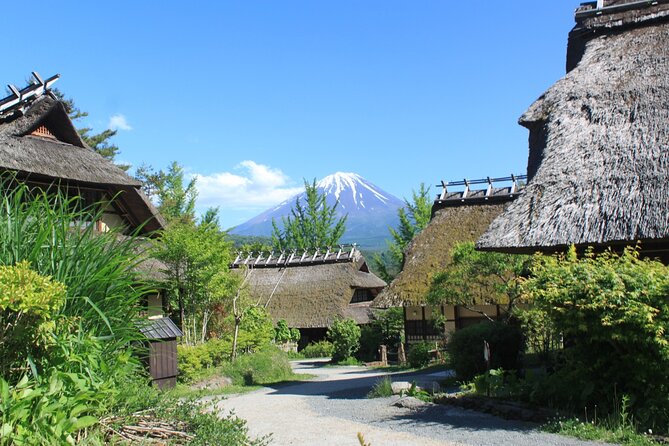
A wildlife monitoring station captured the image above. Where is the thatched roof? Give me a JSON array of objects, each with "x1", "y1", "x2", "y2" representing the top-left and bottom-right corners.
[
  {"x1": 0, "y1": 93, "x2": 164, "y2": 234},
  {"x1": 373, "y1": 201, "x2": 512, "y2": 308},
  {"x1": 235, "y1": 251, "x2": 386, "y2": 328},
  {"x1": 478, "y1": 1, "x2": 669, "y2": 255}
]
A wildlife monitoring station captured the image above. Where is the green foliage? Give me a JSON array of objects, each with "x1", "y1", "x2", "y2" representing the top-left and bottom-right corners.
[
  {"x1": 327, "y1": 318, "x2": 361, "y2": 363},
  {"x1": 408, "y1": 342, "x2": 433, "y2": 368},
  {"x1": 156, "y1": 214, "x2": 237, "y2": 344},
  {"x1": 357, "y1": 307, "x2": 405, "y2": 362},
  {"x1": 0, "y1": 181, "x2": 147, "y2": 382},
  {"x1": 544, "y1": 396, "x2": 659, "y2": 446},
  {"x1": 226, "y1": 346, "x2": 295, "y2": 386},
  {"x1": 168, "y1": 399, "x2": 269, "y2": 446},
  {"x1": 290, "y1": 328, "x2": 301, "y2": 343},
  {"x1": 0, "y1": 370, "x2": 112, "y2": 445},
  {"x1": 234, "y1": 306, "x2": 275, "y2": 352},
  {"x1": 0, "y1": 262, "x2": 67, "y2": 377},
  {"x1": 357, "y1": 324, "x2": 384, "y2": 362},
  {"x1": 404, "y1": 381, "x2": 433, "y2": 402},
  {"x1": 428, "y1": 242, "x2": 529, "y2": 318},
  {"x1": 372, "y1": 183, "x2": 432, "y2": 282},
  {"x1": 178, "y1": 345, "x2": 297, "y2": 387},
  {"x1": 448, "y1": 322, "x2": 523, "y2": 381},
  {"x1": 301, "y1": 340, "x2": 335, "y2": 358},
  {"x1": 462, "y1": 368, "x2": 525, "y2": 399},
  {"x1": 135, "y1": 161, "x2": 198, "y2": 225},
  {"x1": 271, "y1": 179, "x2": 347, "y2": 251},
  {"x1": 107, "y1": 379, "x2": 267, "y2": 446},
  {"x1": 520, "y1": 246, "x2": 669, "y2": 432},
  {"x1": 367, "y1": 376, "x2": 393, "y2": 398},
  {"x1": 274, "y1": 319, "x2": 300, "y2": 344}
]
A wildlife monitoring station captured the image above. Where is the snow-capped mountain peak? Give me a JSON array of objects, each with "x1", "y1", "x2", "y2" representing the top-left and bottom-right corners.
[
  {"x1": 317, "y1": 172, "x2": 390, "y2": 207},
  {"x1": 230, "y1": 172, "x2": 406, "y2": 249}
]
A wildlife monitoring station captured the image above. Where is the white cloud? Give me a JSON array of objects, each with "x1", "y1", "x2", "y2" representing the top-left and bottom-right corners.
[
  {"x1": 108, "y1": 114, "x2": 132, "y2": 131},
  {"x1": 194, "y1": 161, "x2": 303, "y2": 210}
]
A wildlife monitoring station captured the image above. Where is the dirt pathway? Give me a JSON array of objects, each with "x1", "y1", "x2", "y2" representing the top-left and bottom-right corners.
[{"x1": 210, "y1": 359, "x2": 615, "y2": 446}]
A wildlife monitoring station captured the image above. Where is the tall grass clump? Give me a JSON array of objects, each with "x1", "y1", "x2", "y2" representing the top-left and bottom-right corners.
[
  {"x1": 367, "y1": 376, "x2": 393, "y2": 398},
  {"x1": 0, "y1": 179, "x2": 151, "y2": 443}
]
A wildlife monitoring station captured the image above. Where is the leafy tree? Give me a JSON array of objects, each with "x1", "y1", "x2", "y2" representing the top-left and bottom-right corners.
[
  {"x1": 234, "y1": 306, "x2": 275, "y2": 353},
  {"x1": 427, "y1": 242, "x2": 529, "y2": 321},
  {"x1": 155, "y1": 210, "x2": 236, "y2": 343},
  {"x1": 135, "y1": 161, "x2": 198, "y2": 225},
  {"x1": 327, "y1": 318, "x2": 361, "y2": 362},
  {"x1": 53, "y1": 90, "x2": 128, "y2": 170},
  {"x1": 520, "y1": 246, "x2": 669, "y2": 430},
  {"x1": 372, "y1": 183, "x2": 432, "y2": 282},
  {"x1": 271, "y1": 179, "x2": 347, "y2": 251}
]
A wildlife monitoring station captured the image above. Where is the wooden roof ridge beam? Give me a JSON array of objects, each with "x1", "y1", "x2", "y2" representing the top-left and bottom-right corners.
[{"x1": 0, "y1": 72, "x2": 60, "y2": 115}]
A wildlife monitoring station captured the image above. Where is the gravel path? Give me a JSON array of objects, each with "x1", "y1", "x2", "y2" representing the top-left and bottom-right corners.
[{"x1": 210, "y1": 359, "x2": 616, "y2": 446}]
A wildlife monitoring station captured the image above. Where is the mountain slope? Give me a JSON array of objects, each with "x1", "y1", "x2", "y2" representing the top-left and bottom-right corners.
[{"x1": 229, "y1": 172, "x2": 405, "y2": 249}]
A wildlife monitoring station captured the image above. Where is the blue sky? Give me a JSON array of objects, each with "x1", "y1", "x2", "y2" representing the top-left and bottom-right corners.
[{"x1": 4, "y1": 1, "x2": 575, "y2": 229}]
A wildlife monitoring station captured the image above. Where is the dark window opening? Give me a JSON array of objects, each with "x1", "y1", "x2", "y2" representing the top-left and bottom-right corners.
[{"x1": 351, "y1": 288, "x2": 373, "y2": 303}]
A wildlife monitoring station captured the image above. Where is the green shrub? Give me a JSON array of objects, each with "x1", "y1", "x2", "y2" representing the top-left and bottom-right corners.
[
  {"x1": 274, "y1": 319, "x2": 300, "y2": 344},
  {"x1": 408, "y1": 342, "x2": 433, "y2": 368},
  {"x1": 178, "y1": 338, "x2": 234, "y2": 383},
  {"x1": 448, "y1": 321, "x2": 523, "y2": 381},
  {"x1": 224, "y1": 346, "x2": 295, "y2": 386},
  {"x1": 357, "y1": 308, "x2": 405, "y2": 362},
  {"x1": 327, "y1": 318, "x2": 361, "y2": 363},
  {"x1": 521, "y1": 247, "x2": 669, "y2": 432},
  {"x1": 301, "y1": 340, "x2": 334, "y2": 358},
  {"x1": 357, "y1": 324, "x2": 384, "y2": 362},
  {"x1": 178, "y1": 344, "x2": 210, "y2": 383},
  {"x1": 0, "y1": 261, "x2": 67, "y2": 377}
]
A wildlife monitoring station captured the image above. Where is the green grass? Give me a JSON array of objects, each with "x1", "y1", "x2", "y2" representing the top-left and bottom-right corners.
[
  {"x1": 543, "y1": 418, "x2": 660, "y2": 446},
  {"x1": 167, "y1": 383, "x2": 262, "y2": 399},
  {"x1": 324, "y1": 357, "x2": 363, "y2": 367},
  {"x1": 367, "y1": 376, "x2": 393, "y2": 398}
]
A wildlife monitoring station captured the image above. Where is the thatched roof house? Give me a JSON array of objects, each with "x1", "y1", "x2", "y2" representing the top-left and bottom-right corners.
[
  {"x1": 231, "y1": 246, "x2": 386, "y2": 338},
  {"x1": 373, "y1": 176, "x2": 524, "y2": 308},
  {"x1": 0, "y1": 74, "x2": 164, "y2": 235},
  {"x1": 478, "y1": 1, "x2": 669, "y2": 256}
]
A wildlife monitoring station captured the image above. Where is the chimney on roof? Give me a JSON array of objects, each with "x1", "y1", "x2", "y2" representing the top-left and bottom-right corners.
[{"x1": 567, "y1": 0, "x2": 669, "y2": 72}]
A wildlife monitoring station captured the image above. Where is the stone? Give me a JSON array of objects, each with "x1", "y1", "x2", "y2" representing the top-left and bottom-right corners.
[
  {"x1": 391, "y1": 381, "x2": 415, "y2": 394},
  {"x1": 191, "y1": 375, "x2": 233, "y2": 391},
  {"x1": 392, "y1": 396, "x2": 428, "y2": 410}
]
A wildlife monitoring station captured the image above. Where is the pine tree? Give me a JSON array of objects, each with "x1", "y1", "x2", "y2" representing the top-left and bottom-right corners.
[
  {"x1": 271, "y1": 179, "x2": 347, "y2": 251},
  {"x1": 372, "y1": 183, "x2": 432, "y2": 282},
  {"x1": 53, "y1": 90, "x2": 129, "y2": 170}
]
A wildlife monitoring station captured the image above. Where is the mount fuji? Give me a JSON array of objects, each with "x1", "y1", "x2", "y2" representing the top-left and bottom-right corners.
[{"x1": 229, "y1": 172, "x2": 405, "y2": 249}]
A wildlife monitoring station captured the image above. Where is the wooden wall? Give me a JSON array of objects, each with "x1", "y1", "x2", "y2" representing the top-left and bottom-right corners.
[
  {"x1": 404, "y1": 304, "x2": 510, "y2": 343},
  {"x1": 149, "y1": 339, "x2": 178, "y2": 389}
]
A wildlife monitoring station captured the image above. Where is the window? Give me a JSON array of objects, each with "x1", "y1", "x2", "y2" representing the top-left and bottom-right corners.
[{"x1": 351, "y1": 288, "x2": 373, "y2": 303}]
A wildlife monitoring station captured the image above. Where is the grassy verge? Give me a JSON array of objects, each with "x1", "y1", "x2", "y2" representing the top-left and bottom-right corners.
[{"x1": 543, "y1": 418, "x2": 660, "y2": 446}]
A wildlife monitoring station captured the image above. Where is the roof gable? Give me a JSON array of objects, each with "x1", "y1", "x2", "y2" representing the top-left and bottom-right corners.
[{"x1": 18, "y1": 100, "x2": 86, "y2": 147}]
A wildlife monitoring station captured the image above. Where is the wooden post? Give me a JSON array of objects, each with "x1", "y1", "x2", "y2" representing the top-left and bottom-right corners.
[
  {"x1": 421, "y1": 306, "x2": 427, "y2": 341},
  {"x1": 398, "y1": 342, "x2": 407, "y2": 366},
  {"x1": 379, "y1": 345, "x2": 388, "y2": 366}
]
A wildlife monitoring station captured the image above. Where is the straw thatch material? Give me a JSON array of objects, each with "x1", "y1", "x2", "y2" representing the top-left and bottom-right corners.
[
  {"x1": 0, "y1": 95, "x2": 164, "y2": 234},
  {"x1": 478, "y1": 3, "x2": 669, "y2": 254},
  {"x1": 373, "y1": 202, "x2": 509, "y2": 308},
  {"x1": 239, "y1": 254, "x2": 386, "y2": 328}
]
